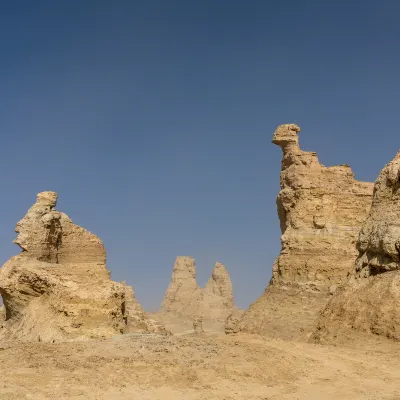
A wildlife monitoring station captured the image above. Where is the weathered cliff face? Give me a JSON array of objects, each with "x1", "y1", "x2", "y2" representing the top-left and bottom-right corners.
[
  {"x1": 237, "y1": 124, "x2": 374, "y2": 339},
  {"x1": 0, "y1": 192, "x2": 167, "y2": 342},
  {"x1": 271, "y1": 124, "x2": 374, "y2": 290},
  {"x1": 311, "y1": 150, "x2": 400, "y2": 344},
  {"x1": 159, "y1": 257, "x2": 239, "y2": 325},
  {"x1": 355, "y1": 151, "x2": 400, "y2": 278}
]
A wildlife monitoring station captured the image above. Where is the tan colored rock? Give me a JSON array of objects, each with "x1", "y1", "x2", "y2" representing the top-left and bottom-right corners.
[
  {"x1": 122, "y1": 282, "x2": 168, "y2": 335},
  {"x1": 193, "y1": 316, "x2": 204, "y2": 334},
  {"x1": 162, "y1": 256, "x2": 200, "y2": 314},
  {"x1": 237, "y1": 124, "x2": 374, "y2": 339},
  {"x1": 0, "y1": 192, "x2": 167, "y2": 342},
  {"x1": 157, "y1": 258, "x2": 240, "y2": 330},
  {"x1": 225, "y1": 309, "x2": 244, "y2": 335},
  {"x1": 311, "y1": 150, "x2": 400, "y2": 344},
  {"x1": 204, "y1": 262, "x2": 234, "y2": 309}
]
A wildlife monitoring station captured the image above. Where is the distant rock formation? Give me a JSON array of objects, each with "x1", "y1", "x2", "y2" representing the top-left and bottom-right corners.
[
  {"x1": 237, "y1": 124, "x2": 374, "y2": 339},
  {"x1": 159, "y1": 257, "x2": 240, "y2": 325},
  {"x1": 162, "y1": 256, "x2": 200, "y2": 314},
  {"x1": 0, "y1": 191, "x2": 167, "y2": 342},
  {"x1": 311, "y1": 150, "x2": 400, "y2": 343},
  {"x1": 204, "y1": 262, "x2": 235, "y2": 310}
]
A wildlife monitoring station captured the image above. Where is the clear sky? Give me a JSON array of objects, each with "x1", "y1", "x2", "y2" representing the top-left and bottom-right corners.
[{"x1": 0, "y1": 1, "x2": 399, "y2": 311}]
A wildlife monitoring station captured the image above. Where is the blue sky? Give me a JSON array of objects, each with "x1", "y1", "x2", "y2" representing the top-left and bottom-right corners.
[{"x1": 0, "y1": 1, "x2": 399, "y2": 310}]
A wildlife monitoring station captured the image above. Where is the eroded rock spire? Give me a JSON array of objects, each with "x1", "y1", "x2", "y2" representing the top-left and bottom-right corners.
[
  {"x1": 311, "y1": 150, "x2": 400, "y2": 343},
  {"x1": 0, "y1": 191, "x2": 167, "y2": 342},
  {"x1": 155, "y1": 257, "x2": 241, "y2": 332},
  {"x1": 236, "y1": 124, "x2": 374, "y2": 339}
]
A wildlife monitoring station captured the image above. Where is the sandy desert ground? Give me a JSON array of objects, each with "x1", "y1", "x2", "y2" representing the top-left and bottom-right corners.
[{"x1": 1, "y1": 331, "x2": 400, "y2": 400}]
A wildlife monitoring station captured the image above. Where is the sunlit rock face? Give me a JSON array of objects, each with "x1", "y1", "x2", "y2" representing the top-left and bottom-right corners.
[
  {"x1": 0, "y1": 191, "x2": 167, "y2": 342},
  {"x1": 237, "y1": 124, "x2": 374, "y2": 339},
  {"x1": 311, "y1": 150, "x2": 400, "y2": 344}
]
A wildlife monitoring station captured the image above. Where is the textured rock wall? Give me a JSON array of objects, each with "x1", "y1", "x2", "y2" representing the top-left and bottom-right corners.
[
  {"x1": 0, "y1": 192, "x2": 167, "y2": 342},
  {"x1": 311, "y1": 150, "x2": 400, "y2": 344},
  {"x1": 238, "y1": 124, "x2": 374, "y2": 339}
]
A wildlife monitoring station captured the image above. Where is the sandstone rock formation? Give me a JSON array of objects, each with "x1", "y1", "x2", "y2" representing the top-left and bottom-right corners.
[
  {"x1": 204, "y1": 262, "x2": 235, "y2": 311},
  {"x1": 0, "y1": 191, "x2": 166, "y2": 342},
  {"x1": 154, "y1": 257, "x2": 240, "y2": 332},
  {"x1": 237, "y1": 124, "x2": 374, "y2": 339},
  {"x1": 311, "y1": 150, "x2": 400, "y2": 343}
]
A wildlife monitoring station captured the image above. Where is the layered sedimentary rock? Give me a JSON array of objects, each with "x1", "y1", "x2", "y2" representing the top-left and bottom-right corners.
[
  {"x1": 311, "y1": 150, "x2": 400, "y2": 343},
  {"x1": 237, "y1": 124, "x2": 374, "y2": 339},
  {"x1": 0, "y1": 191, "x2": 166, "y2": 342},
  {"x1": 160, "y1": 257, "x2": 239, "y2": 323}
]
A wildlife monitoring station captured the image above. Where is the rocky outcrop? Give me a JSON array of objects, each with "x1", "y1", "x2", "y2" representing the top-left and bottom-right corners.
[
  {"x1": 0, "y1": 191, "x2": 167, "y2": 342},
  {"x1": 225, "y1": 309, "x2": 244, "y2": 335},
  {"x1": 158, "y1": 257, "x2": 239, "y2": 327},
  {"x1": 193, "y1": 316, "x2": 204, "y2": 334},
  {"x1": 162, "y1": 256, "x2": 200, "y2": 314},
  {"x1": 311, "y1": 150, "x2": 400, "y2": 344},
  {"x1": 237, "y1": 124, "x2": 374, "y2": 339},
  {"x1": 204, "y1": 262, "x2": 234, "y2": 309}
]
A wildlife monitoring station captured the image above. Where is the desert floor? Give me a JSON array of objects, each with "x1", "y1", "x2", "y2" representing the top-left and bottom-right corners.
[{"x1": 1, "y1": 331, "x2": 400, "y2": 400}]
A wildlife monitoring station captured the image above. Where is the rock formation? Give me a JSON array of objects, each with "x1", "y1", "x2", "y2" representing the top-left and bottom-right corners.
[
  {"x1": 237, "y1": 124, "x2": 374, "y2": 339},
  {"x1": 204, "y1": 262, "x2": 235, "y2": 310},
  {"x1": 154, "y1": 257, "x2": 240, "y2": 331},
  {"x1": 225, "y1": 309, "x2": 244, "y2": 335},
  {"x1": 193, "y1": 316, "x2": 204, "y2": 334},
  {"x1": 0, "y1": 191, "x2": 167, "y2": 342},
  {"x1": 311, "y1": 150, "x2": 400, "y2": 343},
  {"x1": 162, "y1": 256, "x2": 200, "y2": 314}
]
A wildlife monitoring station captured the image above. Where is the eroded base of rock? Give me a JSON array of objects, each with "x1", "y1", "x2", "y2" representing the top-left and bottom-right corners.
[
  {"x1": 238, "y1": 285, "x2": 330, "y2": 340},
  {"x1": 310, "y1": 271, "x2": 400, "y2": 345}
]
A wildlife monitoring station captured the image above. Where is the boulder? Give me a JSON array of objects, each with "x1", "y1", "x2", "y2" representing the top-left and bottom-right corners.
[{"x1": 225, "y1": 310, "x2": 244, "y2": 335}]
